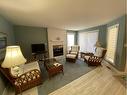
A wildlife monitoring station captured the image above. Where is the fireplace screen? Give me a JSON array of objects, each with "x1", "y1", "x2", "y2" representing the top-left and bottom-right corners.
[{"x1": 53, "y1": 45, "x2": 63, "y2": 57}]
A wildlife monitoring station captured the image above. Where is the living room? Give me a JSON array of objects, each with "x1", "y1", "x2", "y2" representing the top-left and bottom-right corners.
[{"x1": 0, "y1": 0, "x2": 127, "y2": 95}]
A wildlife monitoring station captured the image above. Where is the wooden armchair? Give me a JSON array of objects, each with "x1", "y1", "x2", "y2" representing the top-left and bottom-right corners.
[
  {"x1": 84, "y1": 47, "x2": 107, "y2": 66},
  {"x1": 0, "y1": 61, "x2": 42, "y2": 95}
]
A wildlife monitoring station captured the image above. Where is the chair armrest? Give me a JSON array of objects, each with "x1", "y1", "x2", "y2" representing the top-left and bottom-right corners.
[
  {"x1": 81, "y1": 52, "x2": 94, "y2": 58},
  {"x1": 88, "y1": 56, "x2": 102, "y2": 63},
  {"x1": 15, "y1": 69, "x2": 41, "y2": 87}
]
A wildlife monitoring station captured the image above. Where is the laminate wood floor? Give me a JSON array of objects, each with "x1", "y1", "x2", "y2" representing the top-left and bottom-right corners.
[{"x1": 49, "y1": 65, "x2": 126, "y2": 95}]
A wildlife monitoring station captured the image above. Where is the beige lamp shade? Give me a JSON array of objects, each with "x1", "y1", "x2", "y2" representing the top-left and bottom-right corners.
[
  {"x1": 2, "y1": 46, "x2": 26, "y2": 68},
  {"x1": 95, "y1": 41, "x2": 101, "y2": 47}
]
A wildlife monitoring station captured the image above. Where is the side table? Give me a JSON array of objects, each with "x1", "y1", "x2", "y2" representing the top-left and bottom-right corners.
[
  {"x1": 44, "y1": 58, "x2": 64, "y2": 78},
  {"x1": 80, "y1": 52, "x2": 94, "y2": 58}
]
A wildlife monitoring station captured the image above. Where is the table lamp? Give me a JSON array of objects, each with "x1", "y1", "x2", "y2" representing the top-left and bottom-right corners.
[
  {"x1": 1, "y1": 46, "x2": 26, "y2": 77},
  {"x1": 95, "y1": 41, "x2": 101, "y2": 47}
]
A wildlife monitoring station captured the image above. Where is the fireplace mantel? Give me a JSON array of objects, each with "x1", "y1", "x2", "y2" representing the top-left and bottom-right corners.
[
  {"x1": 49, "y1": 40, "x2": 64, "y2": 46},
  {"x1": 49, "y1": 40, "x2": 64, "y2": 42}
]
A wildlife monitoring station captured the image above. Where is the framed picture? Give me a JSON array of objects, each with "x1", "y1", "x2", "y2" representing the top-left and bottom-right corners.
[
  {"x1": 0, "y1": 37, "x2": 6, "y2": 48},
  {"x1": 0, "y1": 32, "x2": 7, "y2": 59}
]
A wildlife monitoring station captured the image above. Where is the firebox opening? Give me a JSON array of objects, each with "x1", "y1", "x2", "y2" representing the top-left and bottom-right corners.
[{"x1": 53, "y1": 45, "x2": 63, "y2": 57}]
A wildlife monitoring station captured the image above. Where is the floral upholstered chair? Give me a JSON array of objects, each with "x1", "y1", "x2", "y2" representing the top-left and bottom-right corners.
[{"x1": 66, "y1": 45, "x2": 80, "y2": 63}]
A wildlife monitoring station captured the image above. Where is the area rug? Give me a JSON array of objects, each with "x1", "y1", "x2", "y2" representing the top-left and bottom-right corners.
[{"x1": 38, "y1": 59, "x2": 95, "y2": 95}]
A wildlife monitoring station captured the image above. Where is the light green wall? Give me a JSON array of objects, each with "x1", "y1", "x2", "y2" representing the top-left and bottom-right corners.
[
  {"x1": 0, "y1": 15, "x2": 15, "y2": 95},
  {"x1": 14, "y1": 25, "x2": 48, "y2": 59},
  {"x1": 107, "y1": 15, "x2": 126, "y2": 71},
  {"x1": 78, "y1": 25, "x2": 107, "y2": 48},
  {"x1": 0, "y1": 17, "x2": 15, "y2": 45}
]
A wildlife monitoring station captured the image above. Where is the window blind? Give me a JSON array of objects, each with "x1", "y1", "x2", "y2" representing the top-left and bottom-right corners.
[
  {"x1": 78, "y1": 30, "x2": 99, "y2": 53},
  {"x1": 106, "y1": 24, "x2": 119, "y2": 64},
  {"x1": 67, "y1": 33, "x2": 75, "y2": 50}
]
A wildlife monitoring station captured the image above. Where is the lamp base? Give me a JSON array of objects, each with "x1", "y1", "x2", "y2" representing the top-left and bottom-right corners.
[{"x1": 11, "y1": 66, "x2": 23, "y2": 77}]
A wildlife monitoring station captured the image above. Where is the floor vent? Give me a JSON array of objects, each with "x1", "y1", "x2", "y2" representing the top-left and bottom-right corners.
[{"x1": 106, "y1": 66, "x2": 111, "y2": 70}]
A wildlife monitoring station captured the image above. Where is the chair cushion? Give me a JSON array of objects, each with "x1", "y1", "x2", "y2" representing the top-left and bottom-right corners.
[
  {"x1": 70, "y1": 51, "x2": 78, "y2": 55},
  {"x1": 94, "y1": 47, "x2": 104, "y2": 57},
  {"x1": 71, "y1": 45, "x2": 79, "y2": 52},
  {"x1": 84, "y1": 56, "x2": 90, "y2": 61},
  {"x1": 66, "y1": 54, "x2": 77, "y2": 59},
  {"x1": 23, "y1": 61, "x2": 40, "y2": 73}
]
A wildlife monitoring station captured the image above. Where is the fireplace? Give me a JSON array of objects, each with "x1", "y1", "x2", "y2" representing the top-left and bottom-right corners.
[{"x1": 53, "y1": 45, "x2": 63, "y2": 57}]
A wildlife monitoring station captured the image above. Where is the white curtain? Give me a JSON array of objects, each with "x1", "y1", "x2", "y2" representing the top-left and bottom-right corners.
[{"x1": 78, "y1": 31, "x2": 99, "y2": 53}]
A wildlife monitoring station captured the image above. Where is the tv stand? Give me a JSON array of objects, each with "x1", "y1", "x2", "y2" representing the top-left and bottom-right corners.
[{"x1": 32, "y1": 51, "x2": 48, "y2": 61}]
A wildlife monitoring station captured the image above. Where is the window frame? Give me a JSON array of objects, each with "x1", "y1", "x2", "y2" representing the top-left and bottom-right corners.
[{"x1": 67, "y1": 32, "x2": 75, "y2": 51}]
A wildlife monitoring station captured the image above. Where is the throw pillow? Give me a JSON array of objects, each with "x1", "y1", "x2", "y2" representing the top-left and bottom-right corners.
[
  {"x1": 94, "y1": 47, "x2": 104, "y2": 57},
  {"x1": 71, "y1": 46, "x2": 79, "y2": 52}
]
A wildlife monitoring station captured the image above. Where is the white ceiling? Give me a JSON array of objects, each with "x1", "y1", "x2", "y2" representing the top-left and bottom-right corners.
[{"x1": 0, "y1": 0, "x2": 125, "y2": 30}]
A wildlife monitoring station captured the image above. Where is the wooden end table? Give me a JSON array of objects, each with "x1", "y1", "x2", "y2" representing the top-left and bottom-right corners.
[
  {"x1": 44, "y1": 58, "x2": 64, "y2": 78},
  {"x1": 80, "y1": 52, "x2": 94, "y2": 58}
]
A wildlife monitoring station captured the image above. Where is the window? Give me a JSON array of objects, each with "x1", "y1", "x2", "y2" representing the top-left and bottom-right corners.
[
  {"x1": 67, "y1": 33, "x2": 75, "y2": 50},
  {"x1": 78, "y1": 30, "x2": 99, "y2": 53},
  {"x1": 106, "y1": 24, "x2": 119, "y2": 64}
]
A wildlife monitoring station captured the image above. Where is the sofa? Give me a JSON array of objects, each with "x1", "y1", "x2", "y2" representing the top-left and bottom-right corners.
[{"x1": 0, "y1": 61, "x2": 42, "y2": 95}]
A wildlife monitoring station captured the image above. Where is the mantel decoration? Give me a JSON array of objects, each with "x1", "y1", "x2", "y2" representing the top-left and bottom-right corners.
[
  {"x1": 1, "y1": 46, "x2": 26, "y2": 77},
  {"x1": 56, "y1": 37, "x2": 60, "y2": 41}
]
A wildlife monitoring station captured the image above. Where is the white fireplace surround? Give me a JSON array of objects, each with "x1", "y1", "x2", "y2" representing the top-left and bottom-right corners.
[
  {"x1": 48, "y1": 40, "x2": 66, "y2": 58},
  {"x1": 47, "y1": 28, "x2": 67, "y2": 58}
]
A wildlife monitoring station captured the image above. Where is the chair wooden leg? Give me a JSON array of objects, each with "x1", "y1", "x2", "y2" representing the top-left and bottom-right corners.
[{"x1": 62, "y1": 70, "x2": 64, "y2": 75}]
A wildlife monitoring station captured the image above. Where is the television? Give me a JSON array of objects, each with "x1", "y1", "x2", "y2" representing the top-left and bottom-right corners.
[{"x1": 31, "y1": 43, "x2": 45, "y2": 53}]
